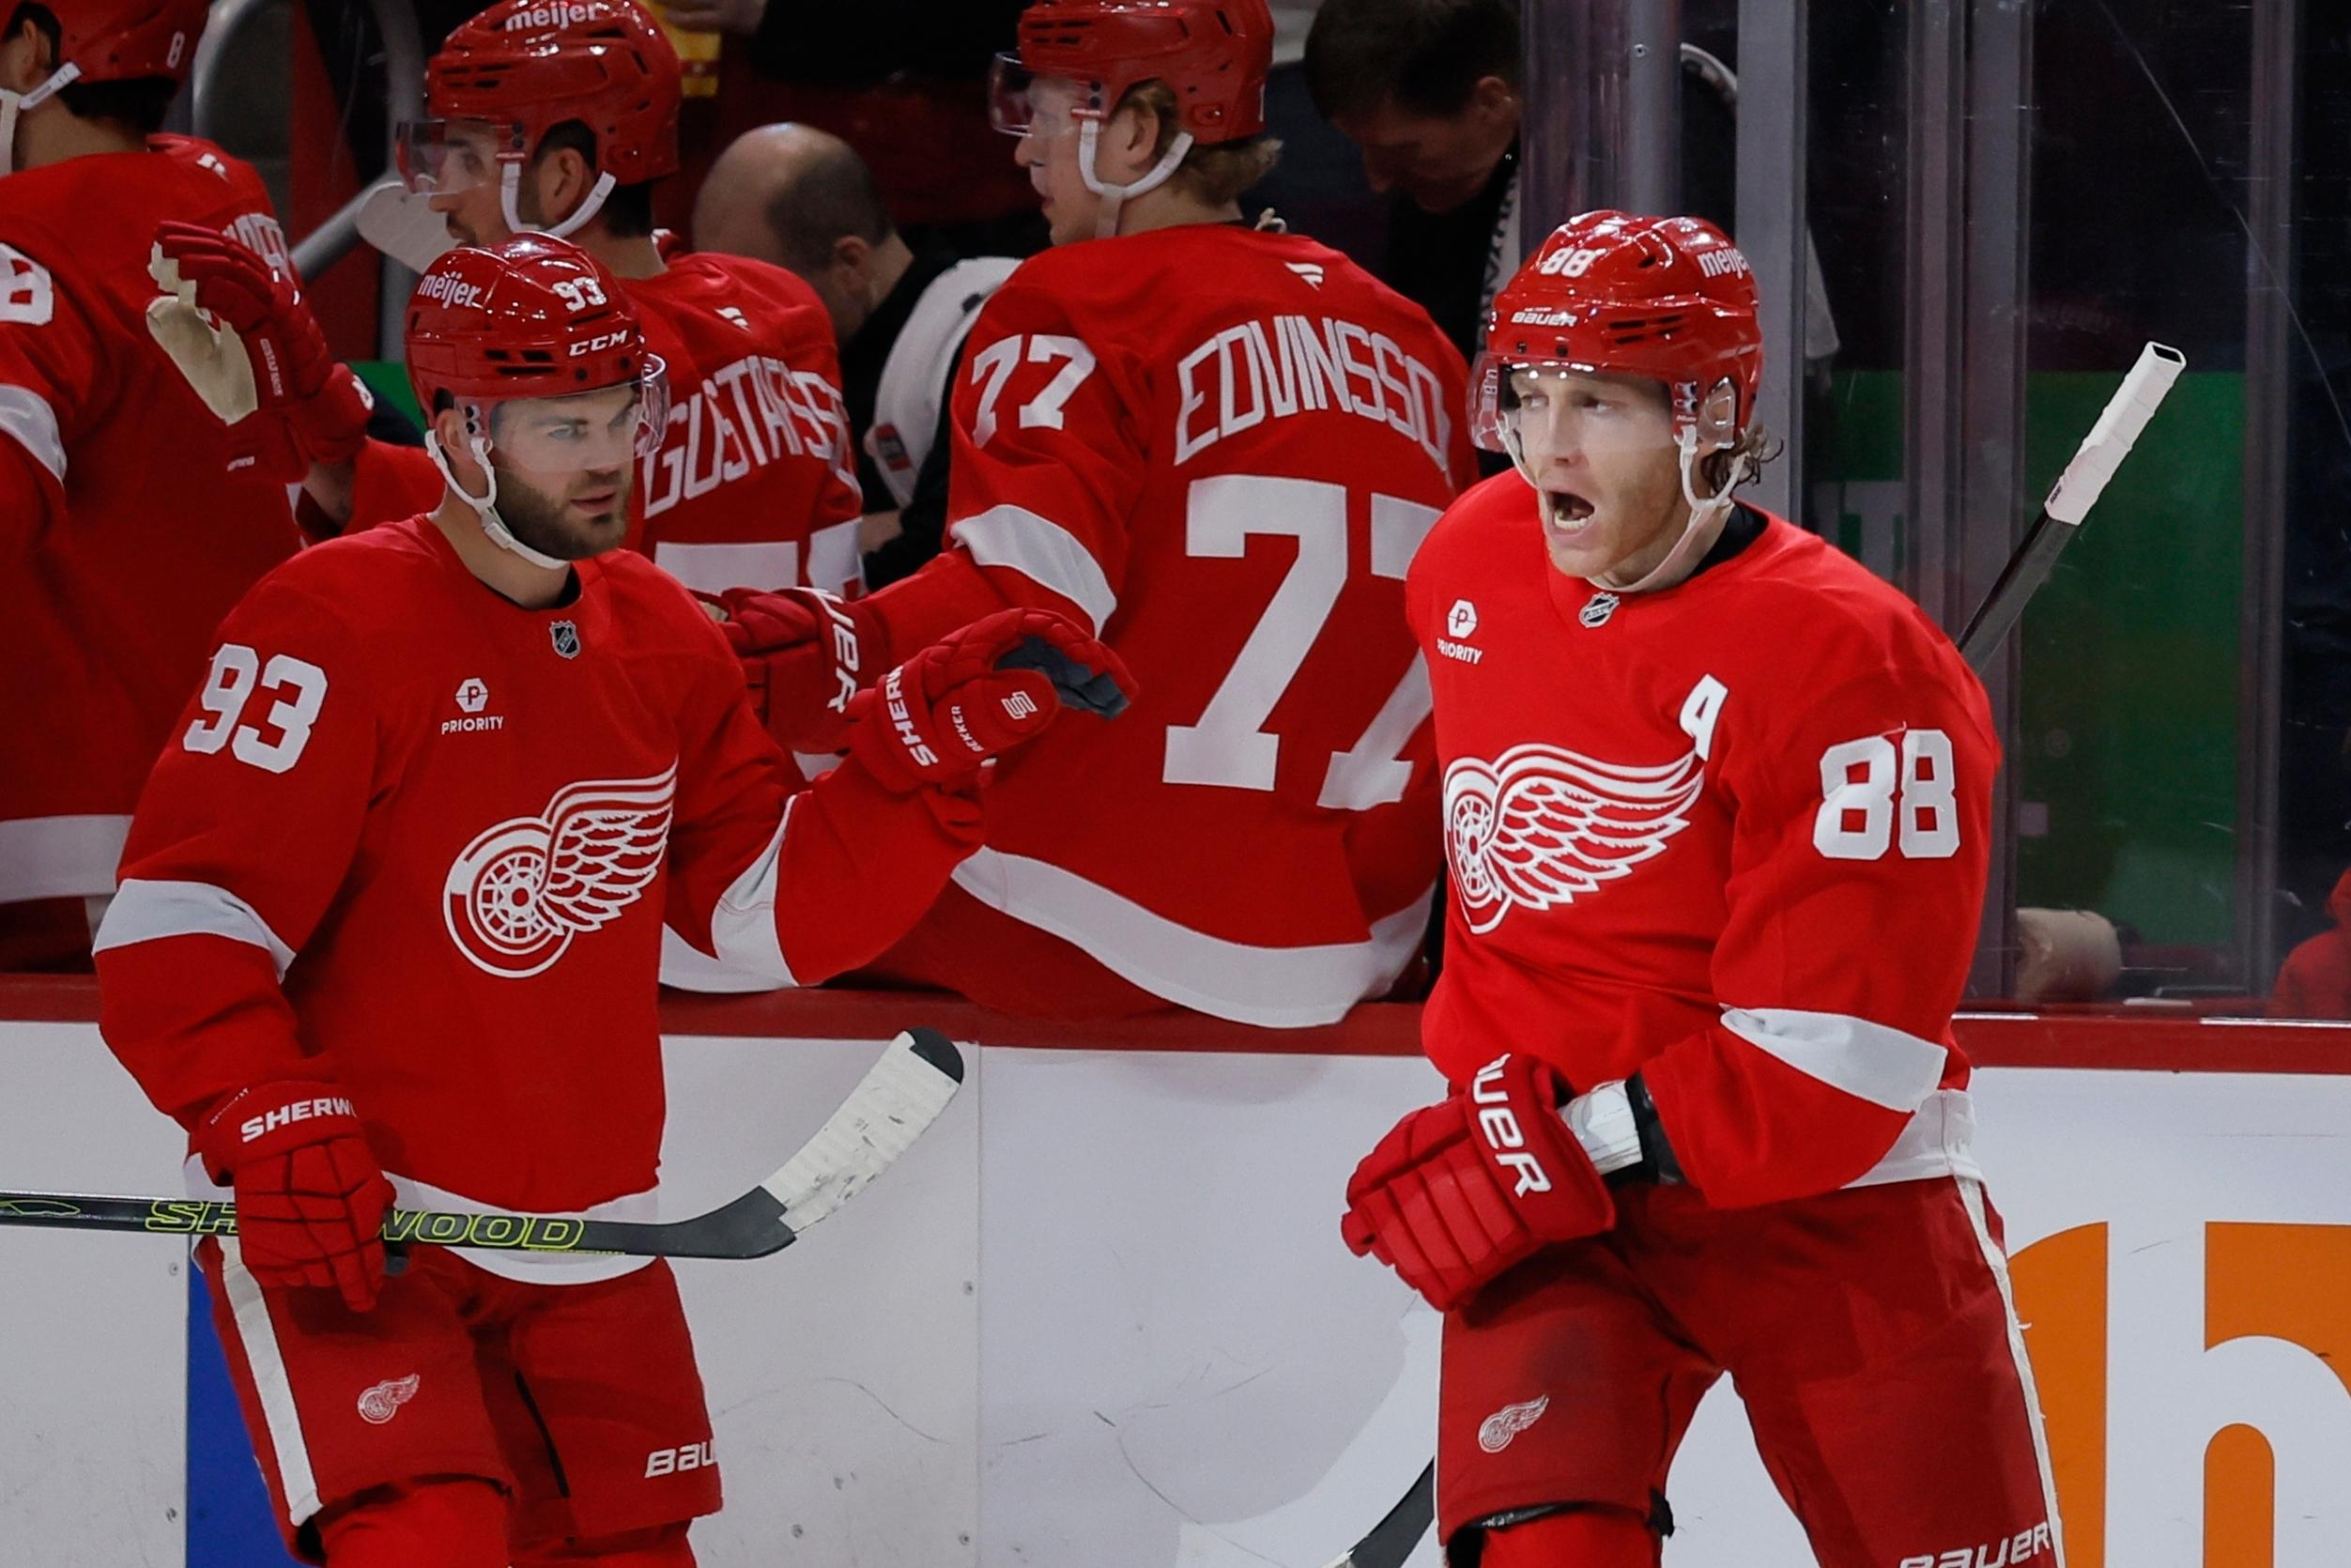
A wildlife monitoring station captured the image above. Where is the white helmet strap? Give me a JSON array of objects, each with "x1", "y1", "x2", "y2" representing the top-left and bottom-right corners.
[
  {"x1": 425, "y1": 423, "x2": 573, "y2": 572},
  {"x1": 1076, "y1": 117, "x2": 1193, "y2": 239},
  {"x1": 0, "y1": 61, "x2": 81, "y2": 178},
  {"x1": 1588, "y1": 427, "x2": 1750, "y2": 594},
  {"x1": 500, "y1": 160, "x2": 618, "y2": 241}
]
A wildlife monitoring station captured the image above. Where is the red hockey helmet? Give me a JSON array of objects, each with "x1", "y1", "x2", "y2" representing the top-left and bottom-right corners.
[
  {"x1": 406, "y1": 234, "x2": 663, "y2": 433},
  {"x1": 990, "y1": 0, "x2": 1272, "y2": 145},
  {"x1": 403, "y1": 0, "x2": 681, "y2": 207},
  {"x1": 407, "y1": 236, "x2": 668, "y2": 566},
  {"x1": 1472, "y1": 211, "x2": 1763, "y2": 453},
  {"x1": 30, "y1": 0, "x2": 209, "y2": 85}
]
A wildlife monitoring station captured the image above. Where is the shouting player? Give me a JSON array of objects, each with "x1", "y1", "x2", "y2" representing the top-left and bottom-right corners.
[
  {"x1": 1340, "y1": 213, "x2": 2060, "y2": 1568},
  {"x1": 93, "y1": 236, "x2": 1123, "y2": 1567},
  {"x1": 727, "y1": 0, "x2": 1474, "y2": 1025},
  {"x1": 273, "y1": 0, "x2": 864, "y2": 596},
  {"x1": 0, "y1": 0, "x2": 358, "y2": 967}
]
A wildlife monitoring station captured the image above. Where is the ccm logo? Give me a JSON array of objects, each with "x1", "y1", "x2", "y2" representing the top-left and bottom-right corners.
[
  {"x1": 643, "y1": 1440, "x2": 714, "y2": 1478},
  {"x1": 1470, "y1": 1058, "x2": 1551, "y2": 1197},
  {"x1": 570, "y1": 331, "x2": 630, "y2": 358},
  {"x1": 241, "y1": 1097, "x2": 354, "y2": 1143}
]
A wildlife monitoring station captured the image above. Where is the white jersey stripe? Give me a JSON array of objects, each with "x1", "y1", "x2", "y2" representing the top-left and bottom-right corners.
[
  {"x1": 667, "y1": 800, "x2": 799, "y2": 991},
  {"x1": 952, "y1": 504, "x2": 1120, "y2": 633},
  {"x1": 1956, "y1": 1176, "x2": 2069, "y2": 1565},
  {"x1": 0, "y1": 383, "x2": 66, "y2": 482},
  {"x1": 0, "y1": 813, "x2": 130, "y2": 902},
  {"x1": 215, "y1": 1238, "x2": 325, "y2": 1527},
  {"x1": 950, "y1": 846, "x2": 1430, "y2": 1028},
  {"x1": 1718, "y1": 1005, "x2": 1950, "y2": 1113},
  {"x1": 93, "y1": 878, "x2": 297, "y2": 976},
  {"x1": 1845, "y1": 1086, "x2": 1982, "y2": 1189}
]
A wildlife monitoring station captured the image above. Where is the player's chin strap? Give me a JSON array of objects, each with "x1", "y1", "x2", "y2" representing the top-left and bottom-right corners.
[
  {"x1": 424, "y1": 427, "x2": 572, "y2": 572},
  {"x1": 500, "y1": 161, "x2": 618, "y2": 241},
  {"x1": 1077, "y1": 117, "x2": 1193, "y2": 239},
  {"x1": 0, "y1": 61, "x2": 80, "y2": 178},
  {"x1": 1588, "y1": 426, "x2": 1754, "y2": 595}
]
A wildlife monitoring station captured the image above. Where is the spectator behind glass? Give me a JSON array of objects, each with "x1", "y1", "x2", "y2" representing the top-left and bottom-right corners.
[
  {"x1": 1304, "y1": 0, "x2": 1522, "y2": 361},
  {"x1": 2272, "y1": 867, "x2": 2351, "y2": 1019},
  {"x1": 650, "y1": 0, "x2": 1043, "y2": 256},
  {"x1": 694, "y1": 123, "x2": 1016, "y2": 587}
]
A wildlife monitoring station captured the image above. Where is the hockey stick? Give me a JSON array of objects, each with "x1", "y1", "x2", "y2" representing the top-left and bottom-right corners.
[
  {"x1": 0, "y1": 1028, "x2": 964, "y2": 1261},
  {"x1": 1326, "y1": 1459, "x2": 1436, "y2": 1568},
  {"x1": 1956, "y1": 341, "x2": 2186, "y2": 674}
]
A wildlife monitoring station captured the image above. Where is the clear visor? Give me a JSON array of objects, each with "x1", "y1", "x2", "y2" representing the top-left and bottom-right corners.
[
  {"x1": 987, "y1": 55, "x2": 1090, "y2": 138},
  {"x1": 396, "y1": 117, "x2": 528, "y2": 195},
  {"x1": 465, "y1": 357, "x2": 671, "y2": 475},
  {"x1": 1471, "y1": 357, "x2": 1682, "y2": 464}
]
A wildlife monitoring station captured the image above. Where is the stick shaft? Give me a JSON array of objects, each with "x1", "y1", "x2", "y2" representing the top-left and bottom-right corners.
[
  {"x1": 0, "y1": 1028, "x2": 964, "y2": 1261},
  {"x1": 1954, "y1": 342, "x2": 2185, "y2": 673}
]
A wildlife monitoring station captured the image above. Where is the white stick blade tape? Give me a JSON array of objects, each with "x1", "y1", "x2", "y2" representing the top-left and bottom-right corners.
[
  {"x1": 766, "y1": 1033, "x2": 963, "y2": 1233},
  {"x1": 2043, "y1": 342, "x2": 2187, "y2": 524}
]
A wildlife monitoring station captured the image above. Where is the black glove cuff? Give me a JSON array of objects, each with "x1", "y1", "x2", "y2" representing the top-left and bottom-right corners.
[{"x1": 1625, "y1": 1072, "x2": 1685, "y2": 1186}]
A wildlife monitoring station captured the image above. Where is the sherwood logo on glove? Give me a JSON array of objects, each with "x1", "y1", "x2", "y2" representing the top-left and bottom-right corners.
[
  {"x1": 1471, "y1": 1058, "x2": 1552, "y2": 1197},
  {"x1": 884, "y1": 669, "x2": 940, "y2": 768},
  {"x1": 241, "y1": 1096, "x2": 356, "y2": 1143}
]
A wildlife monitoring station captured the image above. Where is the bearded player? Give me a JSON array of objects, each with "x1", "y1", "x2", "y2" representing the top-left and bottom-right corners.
[
  {"x1": 726, "y1": 0, "x2": 1475, "y2": 1025},
  {"x1": 1340, "y1": 212, "x2": 2061, "y2": 1568},
  {"x1": 92, "y1": 236, "x2": 1125, "y2": 1567},
  {"x1": 0, "y1": 0, "x2": 363, "y2": 967},
  {"x1": 197, "y1": 0, "x2": 865, "y2": 598}
]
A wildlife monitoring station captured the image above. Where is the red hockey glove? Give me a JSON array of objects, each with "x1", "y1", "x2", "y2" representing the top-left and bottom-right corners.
[
  {"x1": 846, "y1": 608, "x2": 1132, "y2": 793},
  {"x1": 717, "y1": 586, "x2": 889, "y2": 753},
  {"x1": 193, "y1": 1080, "x2": 394, "y2": 1314},
  {"x1": 152, "y1": 221, "x2": 373, "y2": 466},
  {"x1": 1341, "y1": 1054, "x2": 1614, "y2": 1313}
]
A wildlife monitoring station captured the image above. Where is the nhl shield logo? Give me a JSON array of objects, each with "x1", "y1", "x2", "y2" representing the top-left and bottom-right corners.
[
  {"x1": 1579, "y1": 592, "x2": 1621, "y2": 629},
  {"x1": 550, "y1": 620, "x2": 581, "y2": 659}
]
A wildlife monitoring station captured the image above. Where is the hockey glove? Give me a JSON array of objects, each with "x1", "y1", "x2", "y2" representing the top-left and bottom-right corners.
[
  {"x1": 846, "y1": 608, "x2": 1132, "y2": 793},
  {"x1": 717, "y1": 586, "x2": 889, "y2": 753},
  {"x1": 193, "y1": 1080, "x2": 394, "y2": 1314},
  {"x1": 1341, "y1": 1054, "x2": 1614, "y2": 1313},
  {"x1": 147, "y1": 221, "x2": 374, "y2": 469}
]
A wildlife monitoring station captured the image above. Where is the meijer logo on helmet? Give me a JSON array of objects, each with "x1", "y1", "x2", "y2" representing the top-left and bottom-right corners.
[
  {"x1": 417, "y1": 271, "x2": 485, "y2": 310},
  {"x1": 502, "y1": 1, "x2": 599, "y2": 30}
]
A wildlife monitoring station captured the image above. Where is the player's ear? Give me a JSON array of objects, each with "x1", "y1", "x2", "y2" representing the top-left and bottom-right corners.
[
  {"x1": 0, "y1": 14, "x2": 52, "y2": 89},
  {"x1": 1107, "y1": 95, "x2": 1161, "y2": 174},
  {"x1": 532, "y1": 146, "x2": 593, "y2": 226},
  {"x1": 431, "y1": 404, "x2": 488, "y2": 482}
]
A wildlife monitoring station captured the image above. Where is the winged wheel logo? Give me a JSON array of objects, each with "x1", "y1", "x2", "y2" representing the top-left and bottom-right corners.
[
  {"x1": 1445, "y1": 744, "x2": 1705, "y2": 934},
  {"x1": 442, "y1": 766, "x2": 675, "y2": 977}
]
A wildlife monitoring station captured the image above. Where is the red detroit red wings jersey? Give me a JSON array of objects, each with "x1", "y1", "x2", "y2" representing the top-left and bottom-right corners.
[
  {"x1": 928, "y1": 224, "x2": 1475, "y2": 1026},
  {"x1": 623, "y1": 254, "x2": 863, "y2": 596},
  {"x1": 93, "y1": 517, "x2": 974, "y2": 1253},
  {"x1": 1412, "y1": 479, "x2": 2001, "y2": 1207},
  {"x1": 0, "y1": 137, "x2": 305, "y2": 904}
]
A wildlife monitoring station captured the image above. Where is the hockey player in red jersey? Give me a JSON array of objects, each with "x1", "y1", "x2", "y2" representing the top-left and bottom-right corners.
[
  {"x1": 725, "y1": 0, "x2": 1477, "y2": 1025},
  {"x1": 92, "y1": 235, "x2": 1125, "y2": 1567},
  {"x1": 1340, "y1": 212, "x2": 2061, "y2": 1568},
  {"x1": 256, "y1": 0, "x2": 863, "y2": 593},
  {"x1": 0, "y1": 0, "x2": 366, "y2": 967}
]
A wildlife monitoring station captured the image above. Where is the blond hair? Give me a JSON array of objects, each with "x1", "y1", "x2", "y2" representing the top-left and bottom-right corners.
[{"x1": 1117, "y1": 81, "x2": 1282, "y2": 208}]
